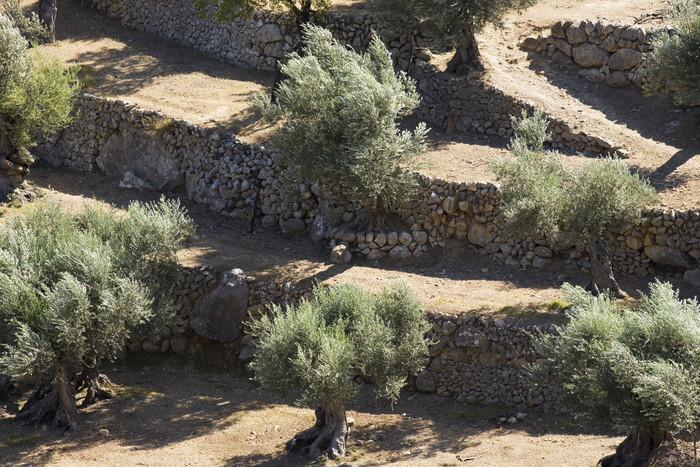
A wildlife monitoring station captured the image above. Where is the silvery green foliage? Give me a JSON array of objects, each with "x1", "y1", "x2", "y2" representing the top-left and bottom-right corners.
[
  {"x1": 644, "y1": 0, "x2": 700, "y2": 106},
  {"x1": 0, "y1": 197, "x2": 194, "y2": 386},
  {"x1": 1, "y1": 0, "x2": 50, "y2": 44},
  {"x1": 367, "y1": 0, "x2": 538, "y2": 52},
  {"x1": 491, "y1": 112, "x2": 658, "y2": 246},
  {"x1": 254, "y1": 24, "x2": 428, "y2": 214},
  {"x1": 0, "y1": 16, "x2": 79, "y2": 152},
  {"x1": 194, "y1": 0, "x2": 330, "y2": 24},
  {"x1": 249, "y1": 280, "x2": 429, "y2": 409},
  {"x1": 0, "y1": 13, "x2": 30, "y2": 93},
  {"x1": 531, "y1": 281, "x2": 700, "y2": 436}
]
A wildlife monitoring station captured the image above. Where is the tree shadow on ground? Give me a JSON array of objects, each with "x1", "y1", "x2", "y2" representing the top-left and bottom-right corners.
[{"x1": 524, "y1": 51, "x2": 700, "y2": 165}]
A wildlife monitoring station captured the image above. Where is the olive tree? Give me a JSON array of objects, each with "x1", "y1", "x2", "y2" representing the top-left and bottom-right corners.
[
  {"x1": 1, "y1": 0, "x2": 51, "y2": 43},
  {"x1": 491, "y1": 111, "x2": 658, "y2": 297},
  {"x1": 531, "y1": 281, "x2": 700, "y2": 467},
  {"x1": 0, "y1": 14, "x2": 78, "y2": 198},
  {"x1": 194, "y1": 0, "x2": 329, "y2": 27},
  {"x1": 644, "y1": 0, "x2": 700, "y2": 107},
  {"x1": 254, "y1": 24, "x2": 428, "y2": 224},
  {"x1": 249, "y1": 281, "x2": 429, "y2": 459},
  {"x1": 367, "y1": 0, "x2": 539, "y2": 72},
  {"x1": 0, "y1": 198, "x2": 194, "y2": 431}
]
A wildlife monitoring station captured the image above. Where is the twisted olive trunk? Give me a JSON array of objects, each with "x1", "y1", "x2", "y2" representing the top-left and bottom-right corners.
[
  {"x1": 39, "y1": 0, "x2": 57, "y2": 43},
  {"x1": 447, "y1": 21, "x2": 483, "y2": 73},
  {"x1": 18, "y1": 360, "x2": 79, "y2": 432},
  {"x1": 586, "y1": 238, "x2": 625, "y2": 298},
  {"x1": 287, "y1": 404, "x2": 349, "y2": 459},
  {"x1": 74, "y1": 354, "x2": 116, "y2": 407},
  {"x1": 598, "y1": 428, "x2": 666, "y2": 467}
]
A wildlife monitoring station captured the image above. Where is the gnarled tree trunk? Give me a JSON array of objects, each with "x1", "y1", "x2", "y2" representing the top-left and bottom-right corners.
[
  {"x1": 0, "y1": 134, "x2": 33, "y2": 200},
  {"x1": 17, "y1": 361, "x2": 79, "y2": 432},
  {"x1": 39, "y1": 0, "x2": 57, "y2": 43},
  {"x1": 447, "y1": 22, "x2": 483, "y2": 73},
  {"x1": 287, "y1": 404, "x2": 349, "y2": 459},
  {"x1": 74, "y1": 355, "x2": 116, "y2": 407},
  {"x1": 598, "y1": 428, "x2": 666, "y2": 467},
  {"x1": 586, "y1": 238, "x2": 625, "y2": 298}
]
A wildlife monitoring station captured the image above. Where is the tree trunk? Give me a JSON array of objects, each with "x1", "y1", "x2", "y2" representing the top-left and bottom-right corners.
[
  {"x1": 447, "y1": 22, "x2": 483, "y2": 74},
  {"x1": 17, "y1": 361, "x2": 79, "y2": 432},
  {"x1": 74, "y1": 356, "x2": 116, "y2": 407},
  {"x1": 598, "y1": 428, "x2": 666, "y2": 467},
  {"x1": 39, "y1": 0, "x2": 57, "y2": 43},
  {"x1": 286, "y1": 404, "x2": 349, "y2": 459},
  {"x1": 0, "y1": 134, "x2": 32, "y2": 200},
  {"x1": 0, "y1": 375, "x2": 14, "y2": 400},
  {"x1": 56, "y1": 361, "x2": 79, "y2": 431},
  {"x1": 585, "y1": 238, "x2": 625, "y2": 298}
]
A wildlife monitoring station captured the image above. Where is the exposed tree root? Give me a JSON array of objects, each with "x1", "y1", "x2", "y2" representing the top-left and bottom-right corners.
[
  {"x1": 74, "y1": 366, "x2": 116, "y2": 407},
  {"x1": 598, "y1": 429, "x2": 666, "y2": 467},
  {"x1": 287, "y1": 405, "x2": 349, "y2": 459},
  {"x1": 17, "y1": 362, "x2": 79, "y2": 432}
]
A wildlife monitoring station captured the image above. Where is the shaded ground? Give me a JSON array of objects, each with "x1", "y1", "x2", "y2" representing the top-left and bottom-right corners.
[
  {"x1": 26, "y1": 165, "x2": 698, "y2": 323},
  {"x1": 0, "y1": 355, "x2": 625, "y2": 467},
  {"x1": 3, "y1": 1, "x2": 700, "y2": 465},
  {"x1": 25, "y1": 0, "x2": 700, "y2": 208}
]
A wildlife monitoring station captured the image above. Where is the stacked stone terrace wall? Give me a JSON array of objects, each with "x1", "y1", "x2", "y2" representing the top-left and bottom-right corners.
[
  {"x1": 80, "y1": 0, "x2": 621, "y2": 154},
  {"x1": 130, "y1": 262, "x2": 559, "y2": 407},
  {"x1": 521, "y1": 19, "x2": 676, "y2": 89},
  {"x1": 38, "y1": 93, "x2": 700, "y2": 286},
  {"x1": 83, "y1": 0, "x2": 415, "y2": 71}
]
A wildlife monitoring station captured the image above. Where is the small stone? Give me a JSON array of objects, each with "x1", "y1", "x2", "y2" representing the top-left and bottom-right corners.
[
  {"x1": 520, "y1": 36, "x2": 539, "y2": 50},
  {"x1": 329, "y1": 244, "x2": 352, "y2": 264},
  {"x1": 516, "y1": 412, "x2": 527, "y2": 420},
  {"x1": 507, "y1": 417, "x2": 518, "y2": 424},
  {"x1": 347, "y1": 417, "x2": 355, "y2": 426},
  {"x1": 98, "y1": 429, "x2": 110, "y2": 436}
]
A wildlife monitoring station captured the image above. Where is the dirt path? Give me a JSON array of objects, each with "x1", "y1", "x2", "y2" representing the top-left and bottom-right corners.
[
  {"x1": 477, "y1": 0, "x2": 700, "y2": 209},
  {"x1": 25, "y1": 0, "x2": 700, "y2": 209},
  {"x1": 0, "y1": 357, "x2": 625, "y2": 467}
]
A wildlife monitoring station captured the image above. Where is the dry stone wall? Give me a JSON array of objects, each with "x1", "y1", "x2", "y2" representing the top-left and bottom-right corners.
[
  {"x1": 133, "y1": 262, "x2": 559, "y2": 407},
  {"x1": 82, "y1": 0, "x2": 414, "y2": 71},
  {"x1": 418, "y1": 312, "x2": 559, "y2": 406},
  {"x1": 37, "y1": 93, "x2": 700, "y2": 286},
  {"x1": 79, "y1": 0, "x2": 621, "y2": 154},
  {"x1": 521, "y1": 19, "x2": 675, "y2": 89},
  {"x1": 412, "y1": 63, "x2": 622, "y2": 154}
]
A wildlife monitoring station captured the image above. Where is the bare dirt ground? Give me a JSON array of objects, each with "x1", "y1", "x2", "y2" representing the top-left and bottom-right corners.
[
  {"x1": 26, "y1": 0, "x2": 700, "y2": 209},
  {"x1": 3, "y1": 0, "x2": 699, "y2": 465},
  {"x1": 0, "y1": 356, "x2": 624, "y2": 467}
]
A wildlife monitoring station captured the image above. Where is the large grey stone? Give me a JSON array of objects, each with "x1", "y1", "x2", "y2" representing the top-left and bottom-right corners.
[
  {"x1": 189, "y1": 268, "x2": 250, "y2": 343},
  {"x1": 684, "y1": 269, "x2": 700, "y2": 288},
  {"x1": 329, "y1": 244, "x2": 352, "y2": 264},
  {"x1": 280, "y1": 217, "x2": 307, "y2": 233},
  {"x1": 578, "y1": 68, "x2": 606, "y2": 82},
  {"x1": 608, "y1": 48, "x2": 641, "y2": 71},
  {"x1": 415, "y1": 369, "x2": 438, "y2": 393},
  {"x1": 467, "y1": 222, "x2": 495, "y2": 247},
  {"x1": 239, "y1": 346, "x2": 257, "y2": 364},
  {"x1": 644, "y1": 245, "x2": 693, "y2": 269},
  {"x1": 255, "y1": 24, "x2": 283, "y2": 44},
  {"x1": 566, "y1": 22, "x2": 588, "y2": 45},
  {"x1": 572, "y1": 44, "x2": 609, "y2": 68},
  {"x1": 97, "y1": 128, "x2": 184, "y2": 191},
  {"x1": 170, "y1": 335, "x2": 190, "y2": 355},
  {"x1": 606, "y1": 71, "x2": 632, "y2": 87},
  {"x1": 388, "y1": 245, "x2": 411, "y2": 259}
]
